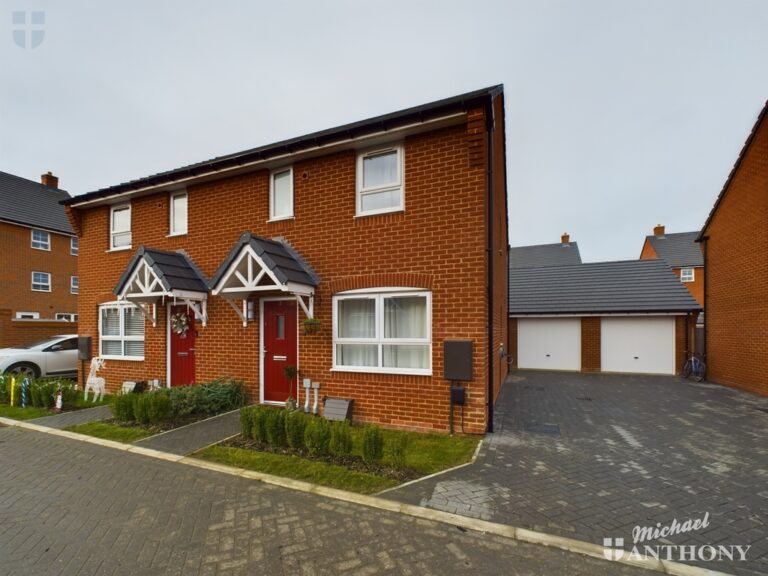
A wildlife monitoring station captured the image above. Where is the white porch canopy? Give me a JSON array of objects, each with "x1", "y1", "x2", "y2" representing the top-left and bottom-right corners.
[
  {"x1": 210, "y1": 234, "x2": 319, "y2": 327},
  {"x1": 114, "y1": 248, "x2": 209, "y2": 327}
]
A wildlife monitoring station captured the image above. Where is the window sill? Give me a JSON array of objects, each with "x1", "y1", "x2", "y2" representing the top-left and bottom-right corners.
[
  {"x1": 330, "y1": 367, "x2": 432, "y2": 377},
  {"x1": 354, "y1": 208, "x2": 404, "y2": 219},
  {"x1": 31, "y1": 288, "x2": 51, "y2": 293},
  {"x1": 106, "y1": 246, "x2": 132, "y2": 253},
  {"x1": 31, "y1": 246, "x2": 51, "y2": 252},
  {"x1": 166, "y1": 232, "x2": 187, "y2": 238},
  {"x1": 98, "y1": 355, "x2": 145, "y2": 362},
  {"x1": 267, "y1": 216, "x2": 294, "y2": 223}
]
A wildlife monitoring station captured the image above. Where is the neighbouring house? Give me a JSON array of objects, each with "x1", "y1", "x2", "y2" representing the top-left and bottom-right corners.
[
  {"x1": 0, "y1": 171, "x2": 78, "y2": 347},
  {"x1": 508, "y1": 259, "x2": 701, "y2": 375},
  {"x1": 697, "y1": 100, "x2": 768, "y2": 396},
  {"x1": 639, "y1": 225, "x2": 704, "y2": 306},
  {"x1": 510, "y1": 233, "x2": 581, "y2": 268},
  {"x1": 62, "y1": 86, "x2": 509, "y2": 433}
]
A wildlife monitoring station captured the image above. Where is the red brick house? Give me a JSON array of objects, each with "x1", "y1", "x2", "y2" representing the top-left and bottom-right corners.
[
  {"x1": 0, "y1": 171, "x2": 79, "y2": 347},
  {"x1": 639, "y1": 226, "x2": 704, "y2": 306},
  {"x1": 63, "y1": 86, "x2": 509, "y2": 433},
  {"x1": 697, "y1": 100, "x2": 767, "y2": 396}
]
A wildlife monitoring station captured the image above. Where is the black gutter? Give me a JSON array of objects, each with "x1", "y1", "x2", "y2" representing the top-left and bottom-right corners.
[
  {"x1": 63, "y1": 85, "x2": 504, "y2": 206},
  {"x1": 486, "y1": 96, "x2": 496, "y2": 434},
  {"x1": 509, "y1": 309, "x2": 702, "y2": 316}
]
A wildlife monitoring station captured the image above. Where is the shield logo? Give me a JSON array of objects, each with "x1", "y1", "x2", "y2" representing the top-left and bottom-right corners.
[
  {"x1": 602, "y1": 537, "x2": 625, "y2": 560},
  {"x1": 12, "y1": 11, "x2": 45, "y2": 49}
]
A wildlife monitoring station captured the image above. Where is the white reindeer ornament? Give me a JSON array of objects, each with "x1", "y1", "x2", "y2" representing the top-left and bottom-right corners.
[{"x1": 84, "y1": 357, "x2": 106, "y2": 402}]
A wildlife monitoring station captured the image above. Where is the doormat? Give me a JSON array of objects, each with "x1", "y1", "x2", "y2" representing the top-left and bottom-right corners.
[{"x1": 524, "y1": 422, "x2": 560, "y2": 435}]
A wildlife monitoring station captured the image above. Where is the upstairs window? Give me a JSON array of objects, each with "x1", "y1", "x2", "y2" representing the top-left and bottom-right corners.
[
  {"x1": 31, "y1": 229, "x2": 50, "y2": 251},
  {"x1": 170, "y1": 192, "x2": 188, "y2": 235},
  {"x1": 71, "y1": 276, "x2": 79, "y2": 294},
  {"x1": 31, "y1": 271, "x2": 51, "y2": 292},
  {"x1": 110, "y1": 204, "x2": 131, "y2": 249},
  {"x1": 70, "y1": 237, "x2": 79, "y2": 256},
  {"x1": 681, "y1": 267, "x2": 695, "y2": 283},
  {"x1": 356, "y1": 146, "x2": 404, "y2": 216},
  {"x1": 269, "y1": 168, "x2": 293, "y2": 221},
  {"x1": 333, "y1": 289, "x2": 431, "y2": 375}
]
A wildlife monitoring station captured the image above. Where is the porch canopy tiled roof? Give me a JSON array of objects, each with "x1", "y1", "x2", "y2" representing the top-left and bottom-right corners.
[
  {"x1": 509, "y1": 259, "x2": 702, "y2": 316},
  {"x1": 209, "y1": 233, "x2": 319, "y2": 326},
  {"x1": 114, "y1": 247, "x2": 209, "y2": 326}
]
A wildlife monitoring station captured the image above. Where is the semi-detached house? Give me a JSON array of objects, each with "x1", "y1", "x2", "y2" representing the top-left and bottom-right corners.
[{"x1": 63, "y1": 86, "x2": 509, "y2": 433}]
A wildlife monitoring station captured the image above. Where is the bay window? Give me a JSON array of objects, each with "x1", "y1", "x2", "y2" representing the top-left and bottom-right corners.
[
  {"x1": 99, "y1": 302, "x2": 144, "y2": 359},
  {"x1": 333, "y1": 289, "x2": 431, "y2": 375}
]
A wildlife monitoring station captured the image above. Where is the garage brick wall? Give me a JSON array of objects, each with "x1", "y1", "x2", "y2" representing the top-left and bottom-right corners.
[
  {"x1": 0, "y1": 308, "x2": 78, "y2": 349},
  {"x1": 580, "y1": 317, "x2": 601, "y2": 372},
  {"x1": 702, "y1": 106, "x2": 768, "y2": 396}
]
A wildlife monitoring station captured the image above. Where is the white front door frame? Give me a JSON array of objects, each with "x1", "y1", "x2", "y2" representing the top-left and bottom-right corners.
[{"x1": 259, "y1": 296, "x2": 300, "y2": 406}]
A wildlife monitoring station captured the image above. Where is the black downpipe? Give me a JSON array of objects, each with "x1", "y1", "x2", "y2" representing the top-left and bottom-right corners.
[
  {"x1": 702, "y1": 237, "x2": 708, "y2": 360},
  {"x1": 486, "y1": 98, "x2": 495, "y2": 434}
]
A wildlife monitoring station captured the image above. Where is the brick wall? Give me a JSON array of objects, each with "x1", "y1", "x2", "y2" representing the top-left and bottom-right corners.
[
  {"x1": 0, "y1": 222, "x2": 78, "y2": 319},
  {"x1": 580, "y1": 317, "x2": 601, "y2": 372},
  {"x1": 73, "y1": 109, "x2": 507, "y2": 433},
  {"x1": 0, "y1": 308, "x2": 77, "y2": 348},
  {"x1": 703, "y1": 107, "x2": 768, "y2": 396}
]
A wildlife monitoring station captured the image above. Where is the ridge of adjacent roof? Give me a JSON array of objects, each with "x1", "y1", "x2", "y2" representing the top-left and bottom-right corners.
[
  {"x1": 0, "y1": 171, "x2": 74, "y2": 235},
  {"x1": 63, "y1": 85, "x2": 503, "y2": 206},
  {"x1": 645, "y1": 231, "x2": 703, "y2": 268},
  {"x1": 697, "y1": 99, "x2": 768, "y2": 241},
  {"x1": 510, "y1": 241, "x2": 582, "y2": 269}
]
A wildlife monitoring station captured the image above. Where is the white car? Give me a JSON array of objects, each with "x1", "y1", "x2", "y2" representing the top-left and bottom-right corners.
[{"x1": 0, "y1": 334, "x2": 79, "y2": 379}]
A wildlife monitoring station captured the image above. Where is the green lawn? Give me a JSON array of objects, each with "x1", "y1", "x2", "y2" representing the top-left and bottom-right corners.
[
  {"x1": 72, "y1": 392, "x2": 113, "y2": 409},
  {"x1": 372, "y1": 430, "x2": 479, "y2": 474},
  {"x1": 0, "y1": 405, "x2": 51, "y2": 420},
  {"x1": 64, "y1": 421, "x2": 152, "y2": 443},
  {"x1": 195, "y1": 445, "x2": 398, "y2": 494}
]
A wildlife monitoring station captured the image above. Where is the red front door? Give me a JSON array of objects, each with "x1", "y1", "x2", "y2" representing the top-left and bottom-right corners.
[
  {"x1": 170, "y1": 305, "x2": 196, "y2": 386},
  {"x1": 263, "y1": 300, "x2": 297, "y2": 402}
]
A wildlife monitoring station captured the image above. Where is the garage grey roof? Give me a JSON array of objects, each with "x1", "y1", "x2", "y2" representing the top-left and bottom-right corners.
[
  {"x1": 209, "y1": 233, "x2": 319, "y2": 290},
  {"x1": 509, "y1": 259, "x2": 701, "y2": 315},
  {"x1": 0, "y1": 171, "x2": 74, "y2": 235},
  {"x1": 510, "y1": 242, "x2": 582, "y2": 268},
  {"x1": 646, "y1": 232, "x2": 703, "y2": 268},
  {"x1": 114, "y1": 247, "x2": 208, "y2": 295}
]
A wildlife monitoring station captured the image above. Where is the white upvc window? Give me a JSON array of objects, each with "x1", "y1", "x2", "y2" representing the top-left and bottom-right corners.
[
  {"x1": 56, "y1": 313, "x2": 78, "y2": 322},
  {"x1": 31, "y1": 229, "x2": 50, "y2": 251},
  {"x1": 269, "y1": 167, "x2": 293, "y2": 221},
  {"x1": 98, "y1": 302, "x2": 144, "y2": 359},
  {"x1": 71, "y1": 276, "x2": 79, "y2": 294},
  {"x1": 332, "y1": 289, "x2": 431, "y2": 375},
  {"x1": 110, "y1": 204, "x2": 131, "y2": 249},
  {"x1": 680, "y1": 267, "x2": 695, "y2": 283},
  {"x1": 170, "y1": 192, "x2": 188, "y2": 235},
  {"x1": 16, "y1": 311, "x2": 39, "y2": 319},
  {"x1": 71, "y1": 237, "x2": 79, "y2": 256},
  {"x1": 31, "y1": 271, "x2": 51, "y2": 292},
  {"x1": 356, "y1": 145, "x2": 404, "y2": 216}
]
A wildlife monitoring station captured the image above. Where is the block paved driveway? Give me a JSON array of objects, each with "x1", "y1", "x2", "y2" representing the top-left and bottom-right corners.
[
  {"x1": 0, "y1": 426, "x2": 650, "y2": 576},
  {"x1": 384, "y1": 371, "x2": 768, "y2": 576}
]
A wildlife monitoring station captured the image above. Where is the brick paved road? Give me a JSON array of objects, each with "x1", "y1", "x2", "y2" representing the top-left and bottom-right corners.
[
  {"x1": 385, "y1": 371, "x2": 768, "y2": 576},
  {"x1": 0, "y1": 427, "x2": 650, "y2": 576}
]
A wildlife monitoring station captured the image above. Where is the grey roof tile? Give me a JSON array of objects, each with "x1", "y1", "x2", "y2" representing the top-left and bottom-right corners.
[
  {"x1": 114, "y1": 247, "x2": 208, "y2": 295},
  {"x1": 510, "y1": 242, "x2": 582, "y2": 268},
  {"x1": 646, "y1": 232, "x2": 703, "y2": 268},
  {"x1": 509, "y1": 259, "x2": 701, "y2": 315},
  {"x1": 0, "y1": 171, "x2": 74, "y2": 235}
]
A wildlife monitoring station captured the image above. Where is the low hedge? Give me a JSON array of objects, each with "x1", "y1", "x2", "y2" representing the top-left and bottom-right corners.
[
  {"x1": 111, "y1": 378, "x2": 245, "y2": 424},
  {"x1": 0, "y1": 376, "x2": 78, "y2": 409}
]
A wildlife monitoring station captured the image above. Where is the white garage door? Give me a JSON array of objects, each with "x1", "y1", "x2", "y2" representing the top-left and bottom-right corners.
[
  {"x1": 601, "y1": 317, "x2": 675, "y2": 375},
  {"x1": 518, "y1": 318, "x2": 581, "y2": 371}
]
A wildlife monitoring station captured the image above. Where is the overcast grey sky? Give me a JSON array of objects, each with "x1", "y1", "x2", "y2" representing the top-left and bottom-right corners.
[{"x1": 1, "y1": 0, "x2": 766, "y2": 262}]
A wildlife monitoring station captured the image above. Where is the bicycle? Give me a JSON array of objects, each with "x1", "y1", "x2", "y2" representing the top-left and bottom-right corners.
[{"x1": 682, "y1": 353, "x2": 706, "y2": 382}]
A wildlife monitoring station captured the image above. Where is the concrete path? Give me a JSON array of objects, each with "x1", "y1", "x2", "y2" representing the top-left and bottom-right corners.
[
  {"x1": 132, "y1": 409, "x2": 240, "y2": 455},
  {"x1": 28, "y1": 404, "x2": 112, "y2": 429},
  {"x1": 384, "y1": 371, "x2": 768, "y2": 576},
  {"x1": 0, "y1": 426, "x2": 653, "y2": 576}
]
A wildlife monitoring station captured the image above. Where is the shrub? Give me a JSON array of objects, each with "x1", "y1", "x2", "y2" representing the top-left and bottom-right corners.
[
  {"x1": 240, "y1": 406, "x2": 253, "y2": 438},
  {"x1": 148, "y1": 392, "x2": 172, "y2": 424},
  {"x1": 329, "y1": 421, "x2": 353, "y2": 457},
  {"x1": 167, "y1": 379, "x2": 246, "y2": 419},
  {"x1": 251, "y1": 407, "x2": 269, "y2": 443},
  {"x1": 285, "y1": 410, "x2": 308, "y2": 450},
  {"x1": 112, "y1": 393, "x2": 135, "y2": 422},
  {"x1": 304, "y1": 418, "x2": 331, "y2": 456},
  {"x1": 361, "y1": 426, "x2": 384, "y2": 464},
  {"x1": 388, "y1": 433, "x2": 409, "y2": 468},
  {"x1": 265, "y1": 409, "x2": 287, "y2": 447},
  {"x1": 132, "y1": 394, "x2": 151, "y2": 424}
]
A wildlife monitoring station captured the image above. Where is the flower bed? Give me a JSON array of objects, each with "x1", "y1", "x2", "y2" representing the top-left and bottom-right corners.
[{"x1": 0, "y1": 376, "x2": 111, "y2": 419}]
